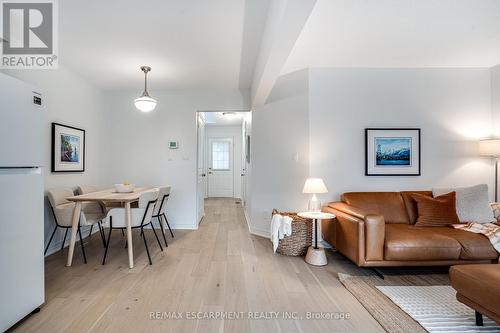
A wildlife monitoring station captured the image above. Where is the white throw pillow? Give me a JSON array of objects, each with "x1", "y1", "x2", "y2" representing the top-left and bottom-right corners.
[{"x1": 432, "y1": 184, "x2": 494, "y2": 224}]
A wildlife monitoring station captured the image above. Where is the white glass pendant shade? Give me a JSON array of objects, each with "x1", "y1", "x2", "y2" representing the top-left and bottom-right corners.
[{"x1": 134, "y1": 95, "x2": 157, "y2": 112}]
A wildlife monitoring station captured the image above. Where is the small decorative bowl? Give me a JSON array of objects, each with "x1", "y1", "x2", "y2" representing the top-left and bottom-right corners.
[{"x1": 114, "y1": 184, "x2": 135, "y2": 193}]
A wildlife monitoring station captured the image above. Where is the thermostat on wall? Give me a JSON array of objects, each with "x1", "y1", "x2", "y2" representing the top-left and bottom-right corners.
[{"x1": 169, "y1": 141, "x2": 179, "y2": 149}]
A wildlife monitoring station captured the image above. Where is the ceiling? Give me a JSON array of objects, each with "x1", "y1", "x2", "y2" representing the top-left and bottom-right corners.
[
  {"x1": 59, "y1": 0, "x2": 268, "y2": 91},
  {"x1": 201, "y1": 112, "x2": 248, "y2": 125},
  {"x1": 283, "y1": 0, "x2": 500, "y2": 74},
  {"x1": 58, "y1": 0, "x2": 500, "y2": 92}
]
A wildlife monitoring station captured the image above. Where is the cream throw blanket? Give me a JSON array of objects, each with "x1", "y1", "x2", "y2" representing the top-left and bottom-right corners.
[
  {"x1": 270, "y1": 214, "x2": 293, "y2": 253},
  {"x1": 452, "y1": 222, "x2": 500, "y2": 253}
]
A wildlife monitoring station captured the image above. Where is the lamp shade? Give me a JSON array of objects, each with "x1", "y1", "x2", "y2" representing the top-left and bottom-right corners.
[
  {"x1": 479, "y1": 139, "x2": 500, "y2": 157},
  {"x1": 134, "y1": 95, "x2": 157, "y2": 112},
  {"x1": 303, "y1": 178, "x2": 328, "y2": 194}
]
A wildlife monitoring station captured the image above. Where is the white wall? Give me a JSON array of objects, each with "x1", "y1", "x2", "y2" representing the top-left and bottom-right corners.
[
  {"x1": 247, "y1": 67, "x2": 495, "y2": 237},
  {"x1": 248, "y1": 70, "x2": 310, "y2": 236},
  {"x1": 309, "y1": 68, "x2": 494, "y2": 202},
  {"x1": 205, "y1": 125, "x2": 243, "y2": 198},
  {"x1": 3, "y1": 67, "x2": 107, "y2": 255},
  {"x1": 103, "y1": 89, "x2": 250, "y2": 230},
  {"x1": 492, "y1": 64, "x2": 500, "y2": 137}
]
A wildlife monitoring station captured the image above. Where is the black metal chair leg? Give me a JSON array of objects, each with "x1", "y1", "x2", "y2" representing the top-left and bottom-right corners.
[
  {"x1": 102, "y1": 220, "x2": 113, "y2": 265},
  {"x1": 141, "y1": 227, "x2": 152, "y2": 265},
  {"x1": 162, "y1": 213, "x2": 174, "y2": 238},
  {"x1": 150, "y1": 223, "x2": 163, "y2": 251},
  {"x1": 44, "y1": 226, "x2": 58, "y2": 255},
  {"x1": 157, "y1": 216, "x2": 168, "y2": 247},
  {"x1": 88, "y1": 224, "x2": 94, "y2": 240},
  {"x1": 78, "y1": 226, "x2": 87, "y2": 264},
  {"x1": 61, "y1": 228, "x2": 69, "y2": 251},
  {"x1": 121, "y1": 229, "x2": 125, "y2": 236},
  {"x1": 98, "y1": 222, "x2": 106, "y2": 247}
]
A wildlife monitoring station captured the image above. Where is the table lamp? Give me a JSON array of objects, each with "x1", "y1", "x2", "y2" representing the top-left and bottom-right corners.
[
  {"x1": 303, "y1": 178, "x2": 328, "y2": 212},
  {"x1": 479, "y1": 139, "x2": 500, "y2": 202}
]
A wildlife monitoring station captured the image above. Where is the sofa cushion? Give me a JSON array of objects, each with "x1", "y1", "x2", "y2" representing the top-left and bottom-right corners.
[
  {"x1": 384, "y1": 224, "x2": 461, "y2": 260},
  {"x1": 432, "y1": 227, "x2": 498, "y2": 260},
  {"x1": 413, "y1": 192, "x2": 460, "y2": 227},
  {"x1": 384, "y1": 224, "x2": 498, "y2": 261},
  {"x1": 401, "y1": 191, "x2": 433, "y2": 224},
  {"x1": 450, "y1": 264, "x2": 500, "y2": 321},
  {"x1": 341, "y1": 192, "x2": 409, "y2": 224},
  {"x1": 433, "y1": 184, "x2": 495, "y2": 224}
]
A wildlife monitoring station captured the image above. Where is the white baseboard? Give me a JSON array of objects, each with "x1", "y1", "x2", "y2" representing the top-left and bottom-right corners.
[
  {"x1": 243, "y1": 209, "x2": 270, "y2": 239},
  {"x1": 249, "y1": 226, "x2": 270, "y2": 238},
  {"x1": 243, "y1": 208, "x2": 252, "y2": 233},
  {"x1": 170, "y1": 224, "x2": 198, "y2": 230}
]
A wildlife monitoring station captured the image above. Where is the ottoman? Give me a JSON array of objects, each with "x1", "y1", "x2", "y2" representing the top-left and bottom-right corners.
[{"x1": 449, "y1": 264, "x2": 500, "y2": 325}]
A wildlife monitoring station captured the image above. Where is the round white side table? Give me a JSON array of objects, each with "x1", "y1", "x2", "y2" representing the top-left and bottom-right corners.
[{"x1": 297, "y1": 211, "x2": 335, "y2": 266}]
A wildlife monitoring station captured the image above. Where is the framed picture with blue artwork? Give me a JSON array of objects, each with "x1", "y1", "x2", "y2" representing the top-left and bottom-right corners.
[
  {"x1": 51, "y1": 123, "x2": 85, "y2": 172},
  {"x1": 365, "y1": 128, "x2": 420, "y2": 176}
]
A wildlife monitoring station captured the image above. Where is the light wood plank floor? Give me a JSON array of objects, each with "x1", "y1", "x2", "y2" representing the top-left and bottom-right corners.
[{"x1": 12, "y1": 198, "x2": 384, "y2": 333}]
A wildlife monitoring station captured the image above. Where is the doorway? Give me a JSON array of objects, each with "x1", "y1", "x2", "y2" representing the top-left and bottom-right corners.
[
  {"x1": 196, "y1": 111, "x2": 251, "y2": 223},
  {"x1": 208, "y1": 137, "x2": 233, "y2": 197}
]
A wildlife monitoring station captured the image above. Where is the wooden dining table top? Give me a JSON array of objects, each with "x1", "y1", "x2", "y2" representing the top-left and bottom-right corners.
[{"x1": 66, "y1": 187, "x2": 156, "y2": 203}]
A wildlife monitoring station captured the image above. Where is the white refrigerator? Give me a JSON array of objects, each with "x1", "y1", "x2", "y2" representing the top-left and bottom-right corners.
[{"x1": 0, "y1": 73, "x2": 45, "y2": 331}]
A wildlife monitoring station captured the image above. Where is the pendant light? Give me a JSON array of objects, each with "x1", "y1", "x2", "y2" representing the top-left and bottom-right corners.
[{"x1": 134, "y1": 66, "x2": 157, "y2": 112}]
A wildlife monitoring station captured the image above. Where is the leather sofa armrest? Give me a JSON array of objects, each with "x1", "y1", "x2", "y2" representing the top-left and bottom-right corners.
[
  {"x1": 328, "y1": 202, "x2": 368, "y2": 219},
  {"x1": 327, "y1": 202, "x2": 385, "y2": 263},
  {"x1": 364, "y1": 214, "x2": 385, "y2": 261},
  {"x1": 321, "y1": 206, "x2": 337, "y2": 247}
]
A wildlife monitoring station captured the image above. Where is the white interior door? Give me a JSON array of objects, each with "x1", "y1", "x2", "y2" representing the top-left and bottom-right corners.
[
  {"x1": 196, "y1": 114, "x2": 206, "y2": 223},
  {"x1": 208, "y1": 138, "x2": 234, "y2": 197}
]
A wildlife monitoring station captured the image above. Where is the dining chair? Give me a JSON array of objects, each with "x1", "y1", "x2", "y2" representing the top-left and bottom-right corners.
[
  {"x1": 151, "y1": 186, "x2": 173, "y2": 247},
  {"x1": 77, "y1": 185, "x2": 108, "y2": 246},
  {"x1": 102, "y1": 189, "x2": 162, "y2": 265},
  {"x1": 45, "y1": 188, "x2": 107, "y2": 263}
]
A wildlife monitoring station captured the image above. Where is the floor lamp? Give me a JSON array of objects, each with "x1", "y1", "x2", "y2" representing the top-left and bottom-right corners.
[{"x1": 479, "y1": 139, "x2": 500, "y2": 202}]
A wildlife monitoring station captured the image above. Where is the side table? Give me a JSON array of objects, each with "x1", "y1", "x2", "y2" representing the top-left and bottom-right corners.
[{"x1": 297, "y1": 211, "x2": 335, "y2": 266}]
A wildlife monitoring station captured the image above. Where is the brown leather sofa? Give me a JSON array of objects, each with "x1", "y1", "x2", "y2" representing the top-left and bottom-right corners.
[
  {"x1": 450, "y1": 264, "x2": 500, "y2": 324},
  {"x1": 322, "y1": 191, "x2": 499, "y2": 267}
]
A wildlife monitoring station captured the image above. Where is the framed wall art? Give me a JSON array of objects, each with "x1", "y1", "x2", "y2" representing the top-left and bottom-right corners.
[
  {"x1": 52, "y1": 123, "x2": 85, "y2": 172},
  {"x1": 365, "y1": 128, "x2": 421, "y2": 176}
]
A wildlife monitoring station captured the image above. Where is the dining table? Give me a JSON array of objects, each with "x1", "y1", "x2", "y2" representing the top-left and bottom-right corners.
[{"x1": 65, "y1": 187, "x2": 155, "y2": 268}]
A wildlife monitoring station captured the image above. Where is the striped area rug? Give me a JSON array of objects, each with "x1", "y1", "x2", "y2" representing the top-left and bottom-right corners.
[{"x1": 376, "y1": 285, "x2": 500, "y2": 332}]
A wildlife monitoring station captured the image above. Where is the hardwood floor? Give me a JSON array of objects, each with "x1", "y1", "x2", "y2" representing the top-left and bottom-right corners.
[{"x1": 12, "y1": 198, "x2": 384, "y2": 333}]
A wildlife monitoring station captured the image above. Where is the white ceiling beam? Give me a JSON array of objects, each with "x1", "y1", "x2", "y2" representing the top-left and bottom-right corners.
[{"x1": 250, "y1": 0, "x2": 316, "y2": 107}]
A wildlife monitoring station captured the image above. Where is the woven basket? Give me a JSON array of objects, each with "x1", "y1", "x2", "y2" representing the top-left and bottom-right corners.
[{"x1": 272, "y1": 209, "x2": 312, "y2": 256}]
